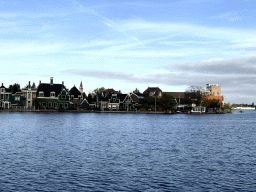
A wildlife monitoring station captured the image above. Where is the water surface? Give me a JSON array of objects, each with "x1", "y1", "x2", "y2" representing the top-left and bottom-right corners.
[{"x1": 0, "y1": 111, "x2": 256, "y2": 191}]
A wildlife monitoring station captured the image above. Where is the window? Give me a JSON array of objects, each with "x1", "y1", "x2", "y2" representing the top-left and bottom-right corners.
[
  {"x1": 61, "y1": 95, "x2": 66, "y2": 99},
  {"x1": 42, "y1": 102, "x2": 46, "y2": 107},
  {"x1": 1, "y1": 88, "x2": 4, "y2": 92},
  {"x1": 28, "y1": 93, "x2": 31, "y2": 99},
  {"x1": 33, "y1": 94, "x2": 36, "y2": 98},
  {"x1": 213, "y1": 92, "x2": 215, "y2": 95},
  {"x1": 217, "y1": 92, "x2": 219, "y2": 95},
  {"x1": 71, "y1": 95, "x2": 74, "y2": 100},
  {"x1": 113, "y1": 98, "x2": 116, "y2": 102},
  {"x1": 15, "y1": 96, "x2": 20, "y2": 101},
  {"x1": 39, "y1": 91, "x2": 44, "y2": 97},
  {"x1": 5, "y1": 94, "x2": 9, "y2": 100},
  {"x1": 50, "y1": 92, "x2": 55, "y2": 97},
  {"x1": 48, "y1": 102, "x2": 52, "y2": 108},
  {"x1": 64, "y1": 103, "x2": 68, "y2": 108},
  {"x1": 54, "y1": 103, "x2": 58, "y2": 108}
]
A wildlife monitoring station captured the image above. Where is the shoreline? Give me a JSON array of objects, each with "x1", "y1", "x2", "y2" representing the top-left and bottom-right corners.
[
  {"x1": 0, "y1": 109, "x2": 166, "y2": 114},
  {"x1": 0, "y1": 109, "x2": 229, "y2": 114}
]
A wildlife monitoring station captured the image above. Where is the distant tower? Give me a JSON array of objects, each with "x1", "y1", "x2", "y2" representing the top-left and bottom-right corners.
[{"x1": 79, "y1": 81, "x2": 83, "y2": 93}]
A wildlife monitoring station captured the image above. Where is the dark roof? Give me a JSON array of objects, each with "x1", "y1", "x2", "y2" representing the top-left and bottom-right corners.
[
  {"x1": 98, "y1": 95, "x2": 108, "y2": 101},
  {"x1": 1, "y1": 84, "x2": 11, "y2": 92},
  {"x1": 69, "y1": 86, "x2": 82, "y2": 98},
  {"x1": 118, "y1": 94, "x2": 127, "y2": 102},
  {"x1": 37, "y1": 83, "x2": 67, "y2": 97},
  {"x1": 99, "y1": 93, "x2": 128, "y2": 102}
]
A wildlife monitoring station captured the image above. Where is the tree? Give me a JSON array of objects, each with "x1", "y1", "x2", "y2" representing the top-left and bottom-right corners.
[
  {"x1": 141, "y1": 94, "x2": 175, "y2": 111},
  {"x1": 224, "y1": 102, "x2": 231, "y2": 109},
  {"x1": 133, "y1": 88, "x2": 141, "y2": 94},
  {"x1": 82, "y1": 92, "x2": 86, "y2": 99},
  {"x1": 8, "y1": 83, "x2": 21, "y2": 94},
  {"x1": 86, "y1": 94, "x2": 93, "y2": 103},
  {"x1": 185, "y1": 86, "x2": 204, "y2": 106},
  {"x1": 202, "y1": 99, "x2": 221, "y2": 108},
  {"x1": 158, "y1": 94, "x2": 176, "y2": 111},
  {"x1": 94, "y1": 87, "x2": 106, "y2": 97}
]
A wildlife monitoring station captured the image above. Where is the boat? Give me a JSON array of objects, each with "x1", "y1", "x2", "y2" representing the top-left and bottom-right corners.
[{"x1": 239, "y1": 110, "x2": 243, "y2": 113}]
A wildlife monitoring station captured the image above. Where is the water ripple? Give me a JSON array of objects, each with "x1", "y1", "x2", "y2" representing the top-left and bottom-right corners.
[{"x1": 0, "y1": 112, "x2": 256, "y2": 191}]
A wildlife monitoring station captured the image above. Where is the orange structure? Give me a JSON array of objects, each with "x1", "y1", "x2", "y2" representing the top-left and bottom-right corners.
[{"x1": 202, "y1": 95, "x2": 223, "y2": 101}]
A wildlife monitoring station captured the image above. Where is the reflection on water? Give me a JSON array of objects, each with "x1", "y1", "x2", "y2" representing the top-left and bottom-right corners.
[{"x1": 0, "y1": 112, "x2": 256, "y2": 191}]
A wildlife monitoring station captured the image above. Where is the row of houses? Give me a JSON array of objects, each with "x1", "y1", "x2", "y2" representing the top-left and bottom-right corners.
[
  {"x1": 0, "y1": 77, "x2": 143, "y2": 110},
  {"x1": 0, "y1": 77, "x2": 224, "y2": 111}
]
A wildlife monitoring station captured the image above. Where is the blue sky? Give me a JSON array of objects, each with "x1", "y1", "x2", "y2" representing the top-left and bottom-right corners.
[{"x1": 1, "y1": 0, "x2": 256, "y2": 104}]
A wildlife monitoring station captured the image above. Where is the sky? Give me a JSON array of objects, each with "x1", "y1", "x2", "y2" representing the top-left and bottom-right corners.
[{"x1": 1, "y1": 0, "x2": 256, "y2": 104}]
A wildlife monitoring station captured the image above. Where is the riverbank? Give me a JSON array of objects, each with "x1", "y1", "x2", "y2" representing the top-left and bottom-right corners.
[
  {"x1": 0, "y1": 109, "x2": 229, "y2": 114},
  {"x1": 0, "y1": 109, "x2": 166, "y2": 114}
]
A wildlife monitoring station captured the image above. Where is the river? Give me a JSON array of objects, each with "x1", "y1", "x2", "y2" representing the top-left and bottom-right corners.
[{"x1": 0, "y1": 111, "x2": 256, "y2": 191}]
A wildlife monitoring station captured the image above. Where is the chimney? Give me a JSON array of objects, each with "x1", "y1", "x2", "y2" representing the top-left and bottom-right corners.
[
  {"x1": 1, "y1": 83, "x2": 3, "y2": 86},
  {"x1": 39, "y1": 80, "x2": 41, "y2": 84},
  {"x1": 62, "y1": 81, "x2": 64, "y2": 85},
  {"x1": 50, "y1": 77, "x2": 53, "y2": 85},
  {"x1": 29, "y1": 81, "x2": 31, "y2": 86}
]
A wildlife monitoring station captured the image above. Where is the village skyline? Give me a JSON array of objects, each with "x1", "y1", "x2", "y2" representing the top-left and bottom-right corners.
[{"x1": 1, "y1": 0, "x2": 256, "y2": 104}]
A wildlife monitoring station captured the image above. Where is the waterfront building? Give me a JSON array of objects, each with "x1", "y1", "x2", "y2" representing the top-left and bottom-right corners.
[
  {"x1": 22, "y1": 81, "x2": 37, "y2": 109},
  {"x1": 0, "y1": 83, "x2": 24, "y2": 109},
  {"x1": 204, "y1": 84, "x2": 221, "y2": 96},
  {"x1": 0, "y1": 83, "x2": 12, "y2": 109},
  {"x1": 69, "y1": 85, "x2": 83, "y2": 108},
  {"x1": 36, "y1": 77, "x2": 72, "y2": 109},
  {"x1": 130, "y1": 93, "x2": 144, "y2": 104}
]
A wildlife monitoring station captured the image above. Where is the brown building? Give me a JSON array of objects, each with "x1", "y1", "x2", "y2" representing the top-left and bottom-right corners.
[{"x1": 205, "y1": 84, "x2": 221, "y2": 96}]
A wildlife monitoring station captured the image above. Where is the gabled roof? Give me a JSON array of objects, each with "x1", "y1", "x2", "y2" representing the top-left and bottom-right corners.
[
  {"x1": 98, "y1": 95, "x2": 108, "y2": 102},
  {"x1": 118, "y1": 94, "x2": 127, "y2": 102},
  {"x1": 69, "y1": 86, "x2": 82, "y2": 98},
  {"x1": 37, "y1": 83, "x2": 67, "y2": 97}
]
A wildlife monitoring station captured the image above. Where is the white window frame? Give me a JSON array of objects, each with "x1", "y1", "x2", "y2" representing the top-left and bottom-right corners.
[
  {"x1": 50, "y1": 92, "x2": 55, "y2": 97},
  {"x1": 39, "y1": 91, "x2": 44, "y2": 97}
]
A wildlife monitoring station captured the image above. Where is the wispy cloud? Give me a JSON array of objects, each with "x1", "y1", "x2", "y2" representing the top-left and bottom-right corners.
[
  {"x1": 117, "y1": 20, "x2": 256, "y2": 42},
  {"x1": 164, "y1": 56, "x2": 256, "y2": 75}
]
